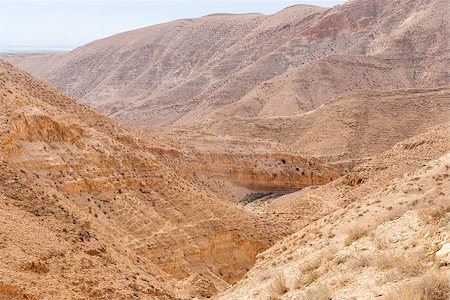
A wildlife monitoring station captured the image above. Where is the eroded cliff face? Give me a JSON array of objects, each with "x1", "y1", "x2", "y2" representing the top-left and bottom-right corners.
[
  {"x1": 153, "y1": 147, "x2": 342, "y2": 193},
  {"x1": 1, "y1": 59, "x2": 339, "y2": 299},
  {"x1": 191, "y1": 151, "x2": 340, "y2": 190},
  {"x1": 215, "y1": 122, "x2": 450, "y2": 300},
  {"x1": 145, "y1": 131, "x2": 344, "y2": 203}
]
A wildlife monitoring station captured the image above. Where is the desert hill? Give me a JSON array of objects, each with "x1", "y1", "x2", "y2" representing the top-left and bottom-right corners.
[
  {"x1": 213, "y1": 0, "x2": 449, "y2": 121},
  {"x1": 3, "y1": 0, "x2": 448, "y2": 127},
  {"x1": 216, "y1": 121, "x2": 450, "y2": 299},
  {"x1": 0, "y1": 60, "x2": 293, "y2": 299}
]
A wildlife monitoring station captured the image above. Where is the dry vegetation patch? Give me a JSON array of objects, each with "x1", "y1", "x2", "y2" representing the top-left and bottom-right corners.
[
  {"x1": 383, "y1": 271, "x2": 450, "y2": 300},
  {"x1": 418, "y1": 206, "x2": 449, "y2": 226},
  {"x1": 294, "y1": 246, "x2": 338, "y2": 288},
  {"x1": 345, "y1": 225, "x2": 370, "y2": 246},
  {"x1": 348, "y1": 252, "x2": 372, "y2": 269},
  {"x1": 382, "y1": 254, "x2": 425, "y2": 277},
  {"x1": 269, "y1": 272, "x2": 288, "y2": 297},
  {"x1": 303, "y1": 284, "x2": 333, "y2": 300}
]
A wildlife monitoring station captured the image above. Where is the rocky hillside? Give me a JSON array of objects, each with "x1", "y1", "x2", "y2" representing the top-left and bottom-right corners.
[
  {"x1": 0, "y1": 0, "x2": 449, "y2": 298},
  {"x1": 205, "y1": 86, "x2": 450, "y2": 162},
  {"x1": 3, "y1": 0, "x2": 448, "y2": 127},
  {"x1": 0, "y1": 60, "x2": 291, "y2": 299},
  {"x1": 216, "y1": 122, "x2": 450, "y2": 299}
]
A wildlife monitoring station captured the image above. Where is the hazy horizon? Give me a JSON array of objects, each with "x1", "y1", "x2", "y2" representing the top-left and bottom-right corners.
[{"x1": 0, "y1": 0, "x2": 344, "y2": 52}]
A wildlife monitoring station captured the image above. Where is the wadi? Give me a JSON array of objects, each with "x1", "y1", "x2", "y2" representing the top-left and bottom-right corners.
[{"x1": 0, "y1": 0, "x2": 449, "y2": 299}]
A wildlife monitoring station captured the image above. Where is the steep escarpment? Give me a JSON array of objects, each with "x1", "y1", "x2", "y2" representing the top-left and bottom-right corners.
[
  {"x1": 146, "y1": 133, "x2": 343, "y2": 203},
  {"x1": 0, "y1": 60, "x2": 288, "y2": 299}
]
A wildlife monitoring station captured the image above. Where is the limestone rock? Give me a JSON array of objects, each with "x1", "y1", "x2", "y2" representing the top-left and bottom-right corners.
[{"x1": 436, "y1": 243, "x2": 450, "y2": 264}]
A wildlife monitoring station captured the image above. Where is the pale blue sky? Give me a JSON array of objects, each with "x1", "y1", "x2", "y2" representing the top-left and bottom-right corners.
[{"x1": 0, "y1": 0, "x2": 344, "y2": 52}]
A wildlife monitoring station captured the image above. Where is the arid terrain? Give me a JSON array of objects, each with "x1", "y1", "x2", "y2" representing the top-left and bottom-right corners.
[
  {"x1": 0, "y1": 60, "x2": 293, "y2": 299},
  {"x1": 4, "y1": 0, "x2": 449, "y2": 127},
  {"x1": 1, "y1": 0, "x2": 449, "y2": 299}
]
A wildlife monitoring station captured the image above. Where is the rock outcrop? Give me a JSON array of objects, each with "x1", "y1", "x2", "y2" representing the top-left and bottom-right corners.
[{"x1": 146, "y1": 133, "x2": 343, "y2": 202}]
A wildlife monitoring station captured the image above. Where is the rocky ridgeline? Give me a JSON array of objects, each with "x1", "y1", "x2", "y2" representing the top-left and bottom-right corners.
[{"x1": 2, "y1": 0, "x2": 448, "y2": 127}]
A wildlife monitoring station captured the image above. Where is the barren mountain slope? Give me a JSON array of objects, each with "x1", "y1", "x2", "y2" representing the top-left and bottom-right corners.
[
  {"x1": 4, "y1": 0, "x2": 448, "y2": 127},
  {"x1": 207, "y1": 86, "x2": 450, "y2": 162},
  {"x1": 0, "y1": 60, "x2": 288, "y2": 299},
  {"x1": 216, "y1": 122, "x2": 450, "y2": 299},
  {"x1": 214, "y1": 0, "x2": 449, "y2": 120},
  {"x1": 1, "y1": 5, "x2": 327, "y2": 126}
]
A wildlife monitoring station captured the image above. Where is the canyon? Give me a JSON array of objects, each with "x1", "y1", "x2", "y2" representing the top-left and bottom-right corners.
[
  {"x1": 0, "y1": 60, "x2": 289, "y2": 298},
  {"x1": 1, "y1": 0, "x2": 449, "y2": 299}
]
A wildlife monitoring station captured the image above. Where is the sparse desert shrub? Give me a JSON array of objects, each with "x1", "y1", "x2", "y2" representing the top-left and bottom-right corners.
[
  {"x1": 293, "y1": 268, "x2": 318, "y2": 289},
  {"x1": 372, "y1": 252, "x2": 396, "y2": 270},
  {"x1": 293, "y1": 247, "x2": 338, "y2": 289},
  {"x1": 393, "y1": 255, "x2": 425, "y2": 277},
  {"x1": 21, "y1": 260, "x2": 49, "y2": 273},
  {"x1": 383, "y1": 271, "x2": 450, "y2": 300},
  {"x1": 303, "y1": 284, "x2": 333, "y2": 300},
  {"x1": 305, "y1": 270, "x2": 317, "y2": 286},
  {"x1": 334, "y1": 255, "x2": 347, "y2": 265},
  {"x1": 362, "y1": 251, "x2": 424, "y2": 276},
  {"x1": 270, "y1": 272, "x2": 288, "y2": 296},
  {"x1": 345, "y1": 225, "x2": 370, "y2": 246},
  {"x1": 349, "y1": 253, "x2": 372, "y2": 269},
  {"x1": 429, "y1": 207, "x2": 447, "y2": 219},
  {"x1": 374, "y1": 233, "x2": 389, "y2": 249},
  {"x1": 301, "y1": 257, "x2": 322, "y2": 274},
  {"x1": 321, "y1": 246, "x2": 339, "y2": 264},
  {"x1": 419, "y1": 206, "x2": 449, "y2": 225}
]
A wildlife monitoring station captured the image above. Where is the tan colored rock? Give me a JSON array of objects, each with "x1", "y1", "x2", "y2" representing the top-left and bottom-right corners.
[
  {"x1": 207, "y1": 87, "x2": 450, "y2": 162},
  {"x1": 436, "y1": 243, "x2": 450, "y2": 264}
]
